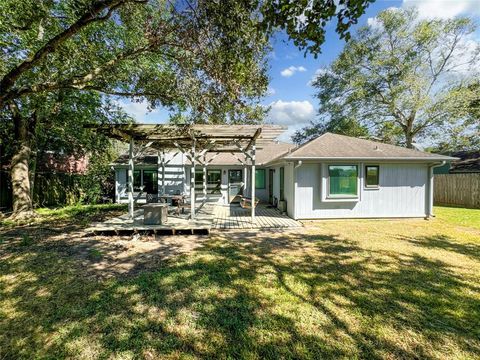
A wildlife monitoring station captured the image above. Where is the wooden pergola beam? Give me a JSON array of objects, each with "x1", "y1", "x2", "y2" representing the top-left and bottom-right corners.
[{"x1": 246, "y1": 128, "x2": 262, "y2": 152}]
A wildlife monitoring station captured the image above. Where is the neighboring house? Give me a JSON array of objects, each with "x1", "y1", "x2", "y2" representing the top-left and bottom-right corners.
[
  {"x1": 39, "y1": 151, "x2": 89, "y2": 174},
  {"x1": 112, "y1": 132, "x2": 454, "y2": 219},
  {"x1": 434, "y1": 151, "x2": 480, "y2": 174}
]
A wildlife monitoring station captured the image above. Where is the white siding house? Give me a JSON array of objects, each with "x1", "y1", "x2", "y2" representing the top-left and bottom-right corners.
[
  {"x1": 294, "y1": 162, "x2": 429, "y2": 219},
  {"x1": 112, "y1": 131, "x2": 455, "y2": 220}
]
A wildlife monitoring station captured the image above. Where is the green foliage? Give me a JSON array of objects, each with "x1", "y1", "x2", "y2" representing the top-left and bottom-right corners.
[
  {"x1": 292, "y1": 116, "x2": 369, "y2": 144},
  {"x1": 261, "y1": 0, "x2": 375, "y2": 55},
  {"x1": 0, "y1": 0, "x2": 373, "y2": 215},
  {"x1": 299, "y1": 7, "x2": 480, "y2": 148}
]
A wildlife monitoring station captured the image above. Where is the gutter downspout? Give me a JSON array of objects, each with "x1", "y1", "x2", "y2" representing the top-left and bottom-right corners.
[{"x1": 427, "y1": 161, "x2": 446, "y2": 219}]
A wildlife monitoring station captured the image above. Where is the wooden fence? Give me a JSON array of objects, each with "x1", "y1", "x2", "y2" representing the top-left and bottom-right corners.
[
  {"x1": 434, "y1": 173, "x2": 480, "y2": 209},
  {"x1": 0, "y1": 172, "x2": 86, "y2": 210}
]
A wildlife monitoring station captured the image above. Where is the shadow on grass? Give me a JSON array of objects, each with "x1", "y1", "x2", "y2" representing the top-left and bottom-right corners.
[
  {"x1": 0, "y1": 228, "x2": 479, "y2": 358},
  {"x1": 400, "y1": 233, "x2": 480, "y2": 262}
]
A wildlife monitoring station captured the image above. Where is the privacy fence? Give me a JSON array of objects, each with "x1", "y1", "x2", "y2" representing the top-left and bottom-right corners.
[
  {"x1": 0, "y1": 171, "x2": 86, "y2": 210},
  {"x1": 434, "y1": 173, "x2": 480, "y2": 209}
]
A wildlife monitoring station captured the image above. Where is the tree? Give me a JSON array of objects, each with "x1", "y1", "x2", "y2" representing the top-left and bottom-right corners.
[
  {"x1": 0, "y1": 90, "x2": 131, "y2": 208},
  {"x1": 297, "y1": 8, "x2": 480, "y2": 147},
  {"x1": 0, "y1": 0, "x2": 373, "y2": 218}
]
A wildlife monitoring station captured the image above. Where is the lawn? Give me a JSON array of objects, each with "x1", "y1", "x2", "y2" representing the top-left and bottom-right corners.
[{"x1": 0, "y1": 206, "x2": 479, "y2": 359}]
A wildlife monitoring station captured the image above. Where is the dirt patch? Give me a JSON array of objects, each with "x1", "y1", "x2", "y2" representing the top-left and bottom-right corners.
[{"x1": 1, "y1": 222, "x2": 210, "y2": 279}]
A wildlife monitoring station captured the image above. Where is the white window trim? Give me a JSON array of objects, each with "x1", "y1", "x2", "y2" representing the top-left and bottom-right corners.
[{"x1": 321, "y1": 163, "x2": 360, "y2": 202}]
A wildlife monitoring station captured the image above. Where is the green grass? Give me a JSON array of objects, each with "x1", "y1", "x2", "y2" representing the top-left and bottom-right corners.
[
  {"x1": 0, "y1": 206, "x2": 479, "y2": 359},
  {"x1": 0, "y1": 203, "x2": 126, "y2": 228},
  {"x1": 434, "y1": 205, "x2": 480, "y2": 230}
]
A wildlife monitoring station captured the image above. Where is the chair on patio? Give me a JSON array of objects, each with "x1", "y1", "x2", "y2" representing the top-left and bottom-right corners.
[
  {"x1": 146, "y1": 193, "x2": 158, "y2": 203},
  {"x1": 240, "y1": 196, "x2": 260, "y2": 209}
]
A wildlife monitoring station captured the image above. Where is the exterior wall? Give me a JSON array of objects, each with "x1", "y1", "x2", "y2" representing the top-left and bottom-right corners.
[
  {"x1": 115, "y1": 152, "x2": 185, "y2": 203},
  {"x1": 160, "y1": 152, "x2": 186, "y2": 195},
  {"x1": 185, "y1": 165, "x2": 269, "y2": 205},
  {"x1": 294, "y1": 162, "x2": 429, "y2": 219},
  {"x1": 267, "y1": 164, "x2": 294, "y2": 218},
  {"x1": 284, "y1": 163, "x2": 295, "y2": 218},
  {"x1": 271, "y1": 166, "x2": 280, "y2": 203}
]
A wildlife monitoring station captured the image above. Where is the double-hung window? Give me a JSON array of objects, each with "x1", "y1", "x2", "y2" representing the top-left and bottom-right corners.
[{"x1": 328, "y1": 165, "x2": 358, "y2": 197}]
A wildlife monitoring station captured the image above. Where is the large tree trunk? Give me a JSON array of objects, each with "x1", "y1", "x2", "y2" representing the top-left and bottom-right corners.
[
  {"x1": 9, "y1": 111, "x2": 36, "y2": 220},
  {"x1": 405, "y1": 132, "x2": 414, "y2": 149}
]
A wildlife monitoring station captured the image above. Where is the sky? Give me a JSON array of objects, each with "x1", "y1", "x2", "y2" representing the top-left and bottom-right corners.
[{"x1": 117, "y1": 0, "x2": 480, "y2": 142}]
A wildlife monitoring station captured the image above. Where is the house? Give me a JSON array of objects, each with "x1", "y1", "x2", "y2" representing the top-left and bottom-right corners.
[
  {"x1": 434, "y1": 150, "x2": 480, "y2": 174},
  {"x1": 112, "y1": 130, "x2": 455, "y2": 220},
  {"x1": 112, "y1": 140, "x2": 295, "y2": 206}
]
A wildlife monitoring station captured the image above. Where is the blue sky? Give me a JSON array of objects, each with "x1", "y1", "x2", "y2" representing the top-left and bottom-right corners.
[{"x1": 118, "y1": 0, "x2": 480, "y2": 142}]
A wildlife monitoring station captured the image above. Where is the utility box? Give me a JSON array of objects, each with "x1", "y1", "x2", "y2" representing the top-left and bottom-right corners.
[{"x1": 144, "y1": 203, "x2": 168, "y2": 225}]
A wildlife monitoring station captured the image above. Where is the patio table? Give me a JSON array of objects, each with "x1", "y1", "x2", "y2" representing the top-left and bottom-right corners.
[{"x1": 143, "y1": 203, "x2": 168, "y2": 225}]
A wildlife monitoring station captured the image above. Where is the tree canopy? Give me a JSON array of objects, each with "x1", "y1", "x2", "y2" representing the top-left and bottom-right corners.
[
  {"x1": 295, "y1": 8, "x2": 480, "y2": 148},
  {"x1": 0, "y1": 0, "x2": 373, "y2": 218}
]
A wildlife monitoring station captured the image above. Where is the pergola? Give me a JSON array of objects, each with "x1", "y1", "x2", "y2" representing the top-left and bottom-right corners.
[{"x1": 91, "y1": 124, "x2": 286, "y2": 223}]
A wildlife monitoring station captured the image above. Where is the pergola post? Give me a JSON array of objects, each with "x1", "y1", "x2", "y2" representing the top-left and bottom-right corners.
[
  {"x1": 251, "y1": 142, "x2": 256, "y2": 224},
  {"x1": 161, "y1": 150, "x2": 166, "y2": 195},
  {"x1": 190, "y1": 139, "x2": 196, "y2": 220},
  {"x1": 157, "y1": 151, "x2": 162, "y2": 195},
  {"x1": 243, "y1": 163, "x2": 248, "y2": 197},
  {"x1": 202, "y1": 154, "x2": 207, "y2": 201},
  {"x1": 128, "y1": 138, "x2": 134, "y2": 219}
]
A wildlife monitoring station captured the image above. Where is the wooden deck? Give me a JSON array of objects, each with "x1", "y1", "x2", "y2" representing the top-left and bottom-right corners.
[
  {"x1": 86, "y1": 197, "x2": 302, "y2": 235},
  {"x1": 213, "y1": 204, "x2": 301, "y2": 229}
]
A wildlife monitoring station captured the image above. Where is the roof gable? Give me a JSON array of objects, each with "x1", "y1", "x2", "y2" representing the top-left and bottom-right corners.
[{"x1": 283, "y1": 133, "x2": 455, "y2": 161}]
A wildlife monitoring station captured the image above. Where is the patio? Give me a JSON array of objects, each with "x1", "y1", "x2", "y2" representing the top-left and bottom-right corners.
[{"x1": 86, "y1": 196, "x2": 301, "y2": 235}]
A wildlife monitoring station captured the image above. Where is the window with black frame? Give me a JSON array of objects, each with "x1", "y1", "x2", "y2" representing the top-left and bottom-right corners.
[
  {"x1": 365, "y1": 165, "x2": 379, "y2": 188},
  {"x1": 207, "y1": 170, "x2": 221, "y2": 193},
  {"x1": 126, "y1": 169, "x2": 141, "y2": 192},
  {"x1": 126, "y1": 169, "x2": 157, "y2": 194},
  {"x1": 142, "y1": 170, "x2": 158, "y2": 194}
]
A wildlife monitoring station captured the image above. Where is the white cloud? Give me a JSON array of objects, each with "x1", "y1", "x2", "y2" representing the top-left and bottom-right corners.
[
  {"x1": 280, "y1": 65, "x2": 307, "y2": 77},
  {"x1": 308, "y1": 68, "x2": 333, "y2": 86},
  {"x1": 116, "y1": 99, "x2": 165, "y2": 123},
  {"x1": 367, "y1": 16, "x2": 383, "y2": 30},
  {"x1": 402, "y1": 0, "x2": 480, "y2": 19},
  {"x1": 267, "y1": 86, "x2": 276, "y2": 96},
  {"x1": 267, "y1": 100, "x2": 314, "y2": 126}
]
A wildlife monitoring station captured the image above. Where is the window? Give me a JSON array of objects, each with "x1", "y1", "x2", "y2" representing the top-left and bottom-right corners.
[
  {"x1": 207, "y1": 170, "x2": 222, "y2": 193},
  {"x1": 194, "y1": 170, "x2": 204, "y2": 187},
  {"x1": 207, "y1": 170, "x2": 221, "y2": 185},
  {"x1": 365, "y1": 165, "x2": 379, "y2": 188},
  {"x1": 195, "y1": 169, "x2": 222, "y2": 193},
  {"x1": 255, "y1": 169, "x2": 266, "y2": 189},
  {"x1": 328, "y1": 165, "x2": 358, "y2": 197},
  {"x1": 142, "y1": 170, "x2": 158, "y2": 194},
  {"x1": 133, "y1": 170, "x2": 141, "y2": 191},
  {"x1": 126, "y1": 169, "x2": 157, "y2": 193}
]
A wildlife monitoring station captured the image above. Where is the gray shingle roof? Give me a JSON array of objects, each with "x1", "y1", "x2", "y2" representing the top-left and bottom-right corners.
[
  {"x1": 112, "y1": 141, "x2": 296, "y2": 166},
  {"x1": 281, "y1": 133, "x2": 456, "y2": 161},
  {"x1": 201, "y1": 141, "x2": 295, "y2": 166}
]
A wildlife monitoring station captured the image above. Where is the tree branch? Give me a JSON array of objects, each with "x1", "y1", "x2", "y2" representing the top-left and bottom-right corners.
[{"x1": 0, "y1": 0, "x2": 147, "y2": 105}]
